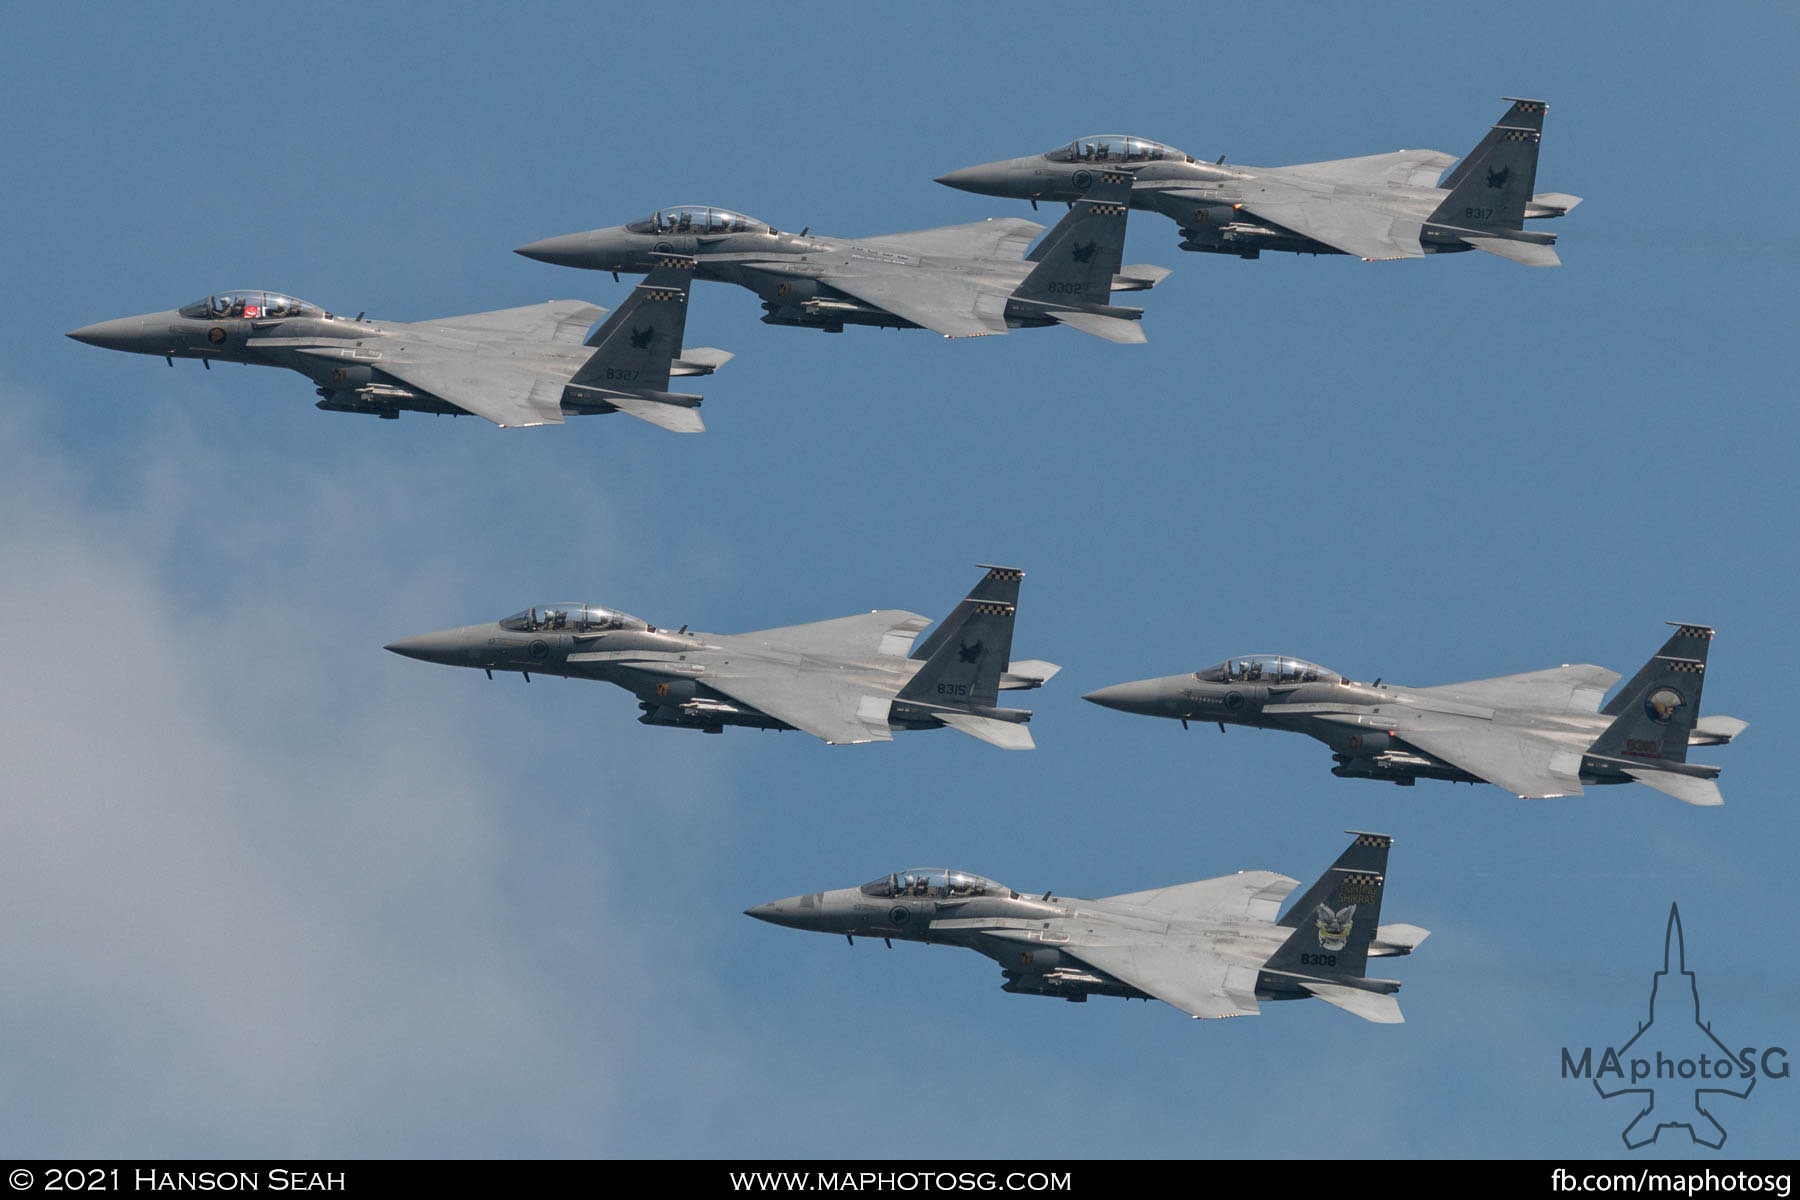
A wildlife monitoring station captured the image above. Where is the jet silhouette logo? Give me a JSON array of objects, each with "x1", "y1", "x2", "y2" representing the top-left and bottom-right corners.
[
  {"x1": 1486, "y1": 165, "x2": 1511, "y2": 190},
  {"x1": 1561, "y1": 905, "x2": 1790, "y2": 1149},
  {"x1": 629, "y1": 325, "x2": 655, "y2": 350}
]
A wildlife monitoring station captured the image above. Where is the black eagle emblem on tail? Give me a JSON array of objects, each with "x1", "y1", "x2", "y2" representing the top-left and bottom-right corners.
[
  {"x1": 629, "y1": 325, "x2": 655, "y2": 350},
  {"x1": 1069, "y1": 240, "x2": 1098, "y2": 264},
  {"x1": 957, "y1": 640, "x2": 984, "y2": 664},
  {"x1": 1485, "y1": 165, "x2": 1511, "y2": 190}
]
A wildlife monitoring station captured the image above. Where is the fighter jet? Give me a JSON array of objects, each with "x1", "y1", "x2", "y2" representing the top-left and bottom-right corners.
[
  {"x1": 385, "y1": 565, "x2": 1059, "y2": 748},
  {"x1": 937, "y1": 98, "x2": 1579, "y2": 266},
  {"x1": 747, "y1": 830, "x2": 1426, "y2": 1023},
  {"x1": 514, "y1": 172, "x2": 1168, "y2": 342},
  {"x1": 67, "y1": 257, "x2": 729, "y2": 431},
  {"x1": 1085, "y1": 624, "x2": 1747, "y2": 805}
]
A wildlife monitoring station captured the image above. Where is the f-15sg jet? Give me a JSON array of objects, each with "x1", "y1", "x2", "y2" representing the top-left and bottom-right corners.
[
  {"x1": 937, "y1": 98, "x2": 1578, "y2": 266},
  {"x1": 67, "y1": 258, "x2": 729, "y2": 432},
  {"x1": 1084, "y1": 624, "x2": 1746, "y2": 805},
  {"x1": 385, "y1": 565, "x2": 1059, "y2": 749},
  {"x1": 514, "y1": 172, "x2": 1167, "y2": 342},
  {"x1": 747, "y1": 831, "x2": 1427, "y2": 1023}
]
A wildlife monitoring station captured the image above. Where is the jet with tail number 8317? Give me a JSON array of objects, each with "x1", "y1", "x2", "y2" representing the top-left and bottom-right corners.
[
  {"x1": 938, "y1": 98, "x2": 1578, "y2": 266},
  {"x1": 385, "y1": 566, "x2": 1059, "y2": 749},
  {"x1": 1085, "y1": 624, "x2": 1745, "y2": 804},
  {"x1": 516, "y1": 172, "x2": 1167, "y2": 342},
  {"x1": 747, "y1": 831, "x2": 1426, "y2": 1023},
  {"x1": 68, "y1": 258, "x2": 728, "y2": 432}
]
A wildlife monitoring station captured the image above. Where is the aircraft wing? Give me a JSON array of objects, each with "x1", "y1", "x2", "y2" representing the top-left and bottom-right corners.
[
  {"x1": 818, "y1": 264, "x2": 1012, "y2": 338},
  {"x1": 1392, "y1": 722, "x2": 1585, "y2": 799},
  {"x1": 737, "y1": 610, "x2": 932, "y2": 660},
  {"x1": 1171, "y1": 170, "x2": 1428, "y2": 260},
  {"x1": 855, "y1": 218, "x2": 1045, "y2": 263},
  {"x1": 374, "y1": 348, "x2": 567, "y2": 428},
  {"x1": 1062, "y1": 941, "x2": 1262, "y2": 1020},
  {"x1": 701, "y1": 667, "x2": 895, "y2": 746},
  {"x1": 1282, "y1": 149, "x2": 1458, "y2": 191},
  {"x1": 1101, "y1": 871, "x2": 1299, "y2": 924},
  {"x1": 426, "y1": 300, "x2": 606, "y2": 345},
  {"x1": 1415, "y1": 665, "x2": 1621, "y2": 714}
]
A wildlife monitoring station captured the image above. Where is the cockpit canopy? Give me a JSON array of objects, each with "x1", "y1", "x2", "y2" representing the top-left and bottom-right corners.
[
  {"x1": 860, "y1": 868, "x2": 1009, "y2": 900},
  {"x1": 1195, "y1": 655, "x2": 1344, "y2": 685},
  {"x1": 1044, "y1": 135, "x2": 1192, "y2": 165},
  {"x1": 498, "y1": 604, "x2": 650, "y2": 634},
  {"x1": 176, "y1": 291, "x2": 325, "y2": 321},
  {"x1": 625, "y1": 206, "x2": 773, "y2": 236}
]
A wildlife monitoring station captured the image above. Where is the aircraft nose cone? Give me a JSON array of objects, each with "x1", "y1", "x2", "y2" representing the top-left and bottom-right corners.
[
  {"x1": 1082, "y1": 679, "x2": 1172, "y2": 716},
  {"x1": 515, "y1": 231, "x2": 605, "y2": 268},
  {"x1": 934, "y1": 160, "x2": 1024, "y2": 197},
  {"x1": 384, "y1": 630, "x2": 474, "y2": 666},
  {"x1": 67, "y1": 316, "x2": 149, "y2": 351},
  {"x1": 745, "y1": 896, "x2": 811, "y2": 929}
]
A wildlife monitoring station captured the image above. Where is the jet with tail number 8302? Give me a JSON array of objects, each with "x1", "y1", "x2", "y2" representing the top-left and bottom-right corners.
[
  {"x1": 68, "y1": 258, "x2": 728, "y2": 432},
  {"x1": 938, "y1": 98, "x2": 1578, "y2": 266},
  {"x1": 386, "y1": 566, "x2": 1059, "y2": 749},
  {"x1": 516, "y1": 172, "x2": 1167, "y2": 342},
  {"x1": 748, "y1": 831, "x2": 1426, "y2": 1023},
  {"x1": 1085, "y1": 624, "x2": 1745, "y2": 804}
]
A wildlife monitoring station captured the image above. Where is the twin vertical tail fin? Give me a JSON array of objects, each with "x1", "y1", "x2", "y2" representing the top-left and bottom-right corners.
[
  {"x1": 1266, "y1": 833, "x2": 1392, "y2": 983},
  {"x1": 1013, "y1": 172, "x2": 1146, "y2": 341},
  {"x1": 909, "y1": 564, "x2": 1022, "y2": 664},
  {"x1": 1430, "y1": 97, "x2": 1560, "y2": 266},
  {"x1": 1439, "y1": 98, "x2": 1548, "y2": 193},
  {"x1": 1589, "y1": 623, "x2": 1713, "y2": 766},
  {"x1": 568, "y1": 254, "x2": 709, "y2": 431},
  {"x1": 897, "y1": 577, "x2": 1020, "y2": 711}
]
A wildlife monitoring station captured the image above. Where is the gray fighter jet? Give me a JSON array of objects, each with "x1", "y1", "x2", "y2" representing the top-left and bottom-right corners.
[
  {"x1": 747, "y1": 831, "x2": 1426, "y2": 1023},
  {"x1": 515, "y1": 172, "x2": 1167, "y2": 341},
  {"x1": 385, "y1": 565, "x2": 1059, "y2": 748},
  {"x1": 67, "y1": 257, "x2": 729, "y2": 431},
  {"x1": 1085, "y1": 624, "x2": 1747, "y2": 804},
  {"x1": 937, "y1": 98, "x2": 1578, "y2": 266}
]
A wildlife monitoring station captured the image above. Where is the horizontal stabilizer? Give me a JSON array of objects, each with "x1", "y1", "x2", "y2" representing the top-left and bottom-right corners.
[
  {"x1": 1050, "y1": 310, "x2": 1146, "y2": 344},
  {"x1": 1624, "y1": 769, "x2": 1724, "y2": 807},
  {"x1": 1527, "y1": 192, "x2": 1582, "y2": 217},
  {"x1": 935, "y1": 711, "x2": 1036, "y2": 750},
  {"x1": 1112, "y1": 264, "x2": 1171, "y2": 292},
  {"x1": 1372, "y1": 923, "x2": 1431, "y2": 956},
  {"x1": 672, "y1": 346, "x2": 733, "y2": 376},
  {"x1": 1691, "y1": 715, "x2": 1748, "y2": 745},
  {"x1": 606, "y1": 392, "x2": 705, "y2": 434},
  {"x1": 1465, "y1": 235, "x2": 1562, "y2": 267},
  {"x1": 1000, "y1": 659, "x2": 1061, "y2": 689},
  {"x1": 1300, "y1": 981, "x2": 1404, "y2": 1024}
]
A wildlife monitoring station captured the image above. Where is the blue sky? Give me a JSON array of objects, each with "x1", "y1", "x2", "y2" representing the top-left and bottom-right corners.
[{"x1": 3, "y1": 1, "x2": 1795, "y2": 1159}]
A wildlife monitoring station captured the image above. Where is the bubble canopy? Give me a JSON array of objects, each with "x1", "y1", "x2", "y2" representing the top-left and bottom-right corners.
[
  {"x1": 1044, "y1": 135, "x2": 1191, "y2": 164},
  {"x1": 860, "y1": 869, "x2": 1008, "y2": 900},
  {"x1": 1194, "y1": 655, "x2": 1344, "y2": 685},
  {"x1": 498, "y1": 605, "x2": 650, "y2": 634},
  {"x1": 177, "y1": 291, "x2": 324, "y2": 320},
  {"x1": 625, "y1": 206, "x2": 772, "y2": 236}
]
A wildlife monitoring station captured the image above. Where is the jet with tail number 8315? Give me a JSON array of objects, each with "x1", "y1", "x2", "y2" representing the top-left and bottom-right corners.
[
  {"x1": 748, "y1": 831, "x2": 1426, "y2": 1023},
  {"x1": 938, "y1": 98, "x2": 1578, "y2": 266},
  {"x1": 385, "y1": 566, "x2": 1059, "y2": 749},
  {"x1": 68, "y1": 258, "x2": 728, "y2": 432},
  {"x1": 516, "y1": 172, "x2": 1167, "y2": 342},
  {"x1": 1085, "y1": 624, "x2": 1745, "y2": 804}
]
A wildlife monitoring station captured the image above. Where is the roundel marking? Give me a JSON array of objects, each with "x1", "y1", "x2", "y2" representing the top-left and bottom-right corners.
[
  {"x1": 527, "y1": 639, "x2": 550, "y2": 660},
  {"x1": 888, "y1": 906, "x2": 910, "y2": 925},
  {"x1": 1644, "y1": 686, "x2": 1685, "y2": 725},
  {"x1": 1223, "y1": 691, "x2": 1245, "y2": 711},
  {"x1": 1072, "y1": 169, "x2": 1094, "y2": 192},
  {"x1": 652, "y1": 240, "x2": 675, "y2": 254},
  {"x1": 207, "y1": 326, "x2": 228, "y2": 345}
]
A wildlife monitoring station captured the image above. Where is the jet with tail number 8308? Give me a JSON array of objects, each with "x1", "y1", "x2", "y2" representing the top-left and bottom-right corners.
[
  {"x1": 516, "y1": 172, "x2": 1167, "y2": 342},
  {"x1": 1085, "y1": 624, "x2": 1745, "y2": 804},
  {"x1": 68, "y1": 258, "x2": 728, "y2": 432},
  {"x1": 748, "y1": 831, "x2": 1426, "y2": 1023},
  {"x1": 938, "y1": 98, "x2": 1578, "y2": 266},
  {"x1": 386, "y1": 566, "x2": 1059, "y2": 749}
]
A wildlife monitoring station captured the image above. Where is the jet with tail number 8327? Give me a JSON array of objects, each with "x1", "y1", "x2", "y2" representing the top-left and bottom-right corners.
[
  {"x1": 385, "y1": 566, "x2": 1059, "y2": 749},
  {"x1": 938, "y1": 98, "x2": 1578, "y2": 266},
  {"x1": 1085, "y1": 624, "x2": 1745, "y2": 804},
  {"x1": 68, "y1": 257, "x2": 728, "y2": 432},
  {"x1": 515, "y1": 172, "x2": 1167, "y2": 342},
  {"x1": 747, "y1": 831, "x2": 1426, "y2": 1023}
]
